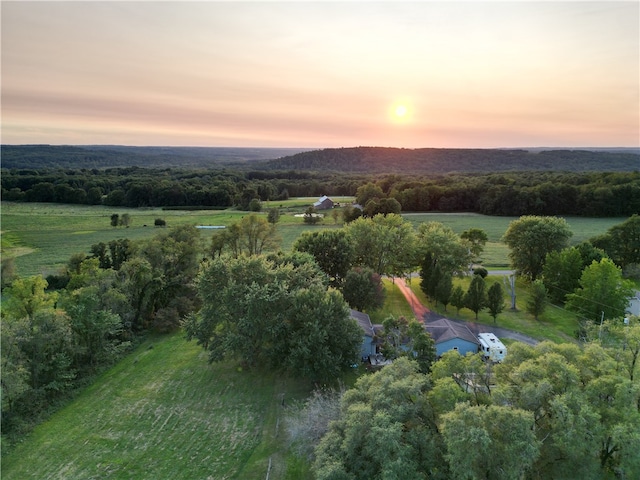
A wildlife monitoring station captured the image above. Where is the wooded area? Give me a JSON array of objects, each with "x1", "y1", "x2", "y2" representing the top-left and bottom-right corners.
[{"x1": 3, "y1": 166, "x2": 639, "y2": 217}]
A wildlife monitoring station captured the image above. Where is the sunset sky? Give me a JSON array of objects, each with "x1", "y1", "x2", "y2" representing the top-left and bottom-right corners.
[{"x1": 2, "y1": 1, "x2": 638, "y2": 148}]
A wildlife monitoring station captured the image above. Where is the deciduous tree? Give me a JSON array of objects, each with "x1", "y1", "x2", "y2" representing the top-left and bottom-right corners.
[
  {"x1": 417, "y1": 222, "x2": 472, "y2": 278},
  {"x1": 294, "y1": 229, "x2": 354, "y2": 288},
  {"x1": 184, "y1": 255, "x2": 361, "y2": 381},
  {"x1": 341, "y1": 267, "x2": 384, "y2": 312},
  {"x1": 486, "y1": 281, "x2": 504, "y2": 322},
  {"x1": 591, "y1": 214, "x2": 640, "y2": 270},
  {"x1": 460, "y1": 227, "x2": 488, "y2": 261},
  {"x1": 3, "y1": 276, "x2": 58, "y2": 321},
  {"x1": 502, "y1": 215, "x2": 573, "y2": 280},
  {"x1": 345, "y1": 214, "x2": 416, "y2": 278},
  {"x1": 314, "y1": 358, "x2": 447, "y2": 479},
  {"x1": 464, "y1": 274, "x2": 487, "y2": 319},
  {"x1": 355, "y1": 182, "x2": 385, "y2": 207},
  {"x1": 267, "y1": 207, "x2": 280, "y2": 224},
  {"x1": 543, "y1": 246, "x2": 584, "y2": 304},
  {"x1": 527, "y1": 279, "x2": 548, "y2": 321},
  {"x1": 441, "y1": 402, "x2": 540, "y2": 480},
  {"x1": 566, "y1": 258, "x2": 634, "y2": 322}
]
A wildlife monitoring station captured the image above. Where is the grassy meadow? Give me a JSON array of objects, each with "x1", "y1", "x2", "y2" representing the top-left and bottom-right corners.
[
  {"x1": 1, "y1": 332, "x2": 313, "y2": 480},
  {"x1": 1, "y1": 201, "x2": 626, "y2": 277}
]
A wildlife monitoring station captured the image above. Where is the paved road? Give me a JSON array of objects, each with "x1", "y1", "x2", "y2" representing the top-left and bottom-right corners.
[{"x1": 396, "y1": 278, "x2": 539, "y2": 346}]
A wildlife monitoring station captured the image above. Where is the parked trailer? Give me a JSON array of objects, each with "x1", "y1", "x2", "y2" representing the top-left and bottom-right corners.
[{"x1": 478, "y1": 333, "x2": 507, "y2": 362}]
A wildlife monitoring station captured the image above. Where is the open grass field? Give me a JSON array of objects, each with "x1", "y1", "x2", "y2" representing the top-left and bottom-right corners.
[
  {"x1": 403, "y1": 212, "x2": 628, "y2": 267},
  {"x1": 1, "y1": 201, "x2": 627, "y2": 277},
  {"x1": 1, "y1": 332, "x2": 313, "y2": 480}
]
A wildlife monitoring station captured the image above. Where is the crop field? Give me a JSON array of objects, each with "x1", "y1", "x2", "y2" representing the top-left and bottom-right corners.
[
  {"x1": 1, "y1": 332, "x2": 312, "y2": 480},
  {"x1": 1, "y1": 201, "x2": 627, "y2": 277}
]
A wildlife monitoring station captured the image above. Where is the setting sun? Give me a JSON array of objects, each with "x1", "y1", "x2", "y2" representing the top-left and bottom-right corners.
[{"x1": 389, "y1": 101, "x2": 412, "y2": 125}]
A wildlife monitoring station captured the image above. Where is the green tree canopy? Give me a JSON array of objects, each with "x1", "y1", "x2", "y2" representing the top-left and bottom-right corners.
[
  {"x1": 378, "y1": 316, "x2": 436, "y2": 373},
  {"x1": 527, "y1": 279, "x2": 548, "y2": 321},
  {"x1": 184, "y1": 255, "x2": 361, "y2": 382},
  {"x1": 345, "y1": 213, "x2": 416, "y2": 277},
  {"x1": 590, "y1": 214, "x2": 640, "y2": 270},
  {"x1": 441, "y1": 402, "x2": 540, "y2": 480},
  {"x1": 314, "y1": 358, "x2": 447, "y2": 479},
  {"x1": 502, "y1": 215, "x2": 573, "y2": 280},
  {"x1": 566, "y1": 258, "x2": 634, "y2": 322},
  {"x1": 341, "y1": 267, "x2": 385, "y2": 312},
  {"x1": 464, "y1": 274, "x2": 487, "y2": 319},
  {"x1": 3, "y1": 276, "x2": 58, "y2": 321},
  {"x1": 493, "y1": 341, "x2": 640, "y2": 479},
  {"x1": 355, "y1": 182, "x2": 385, "y2": 207},
  {"x1": 486, "y1": 281, "x2": 505, "y2": 322},
  {"x1": 293, "y1": 229, "x2": 354, "y2": 288},
  {"x1": 542, "y1": 246, "x2": 584, "y2": 304},
  {"x1": 417, "y1": 222, "x2": 472, "y2": 277},
  {"x1": 460, "y1": 227, "x2": 488, "y2": 261}
]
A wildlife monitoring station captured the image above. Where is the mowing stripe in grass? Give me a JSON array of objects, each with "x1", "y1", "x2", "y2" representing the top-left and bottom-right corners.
[{"x1": 1, "y1": 332, "x2": 313, "y2": 480}]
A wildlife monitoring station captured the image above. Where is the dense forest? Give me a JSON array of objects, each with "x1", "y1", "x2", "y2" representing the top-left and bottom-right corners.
[
  {"x1": 2, "y1": 144, "x2": 638, "y2": 173},
  {"x1": 3, "y1": 144, "x2": 638, "y2": 217},
  {"x1": 259, "y1": 146, "x2": 640, "y2": 174},
  {"x1": 2, "y1": 166, "x2": 639, "y2": 217},
  {"x1": 0, "y1": 145, "x2": 309, "y2": 169}
]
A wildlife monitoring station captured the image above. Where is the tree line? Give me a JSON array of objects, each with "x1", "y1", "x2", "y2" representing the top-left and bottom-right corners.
[{"x1": 2, "y1": 166, "x2": 639, "y2": 216}]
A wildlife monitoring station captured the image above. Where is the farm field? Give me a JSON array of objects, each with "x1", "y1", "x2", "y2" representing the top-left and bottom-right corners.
[
  {"x1": 1, "y1": 332, "x2": 313, "y2": 480},
  {"x1": 1, "y1": 201, "x2": 628, "y2": 277}
]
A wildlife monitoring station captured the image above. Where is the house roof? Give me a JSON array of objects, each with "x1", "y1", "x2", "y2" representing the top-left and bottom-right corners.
[
  {"x1": 425, "y1": 318, "x2": 479, "y2": 346},
  {"x1": 350, "y1": 309, "x2": 374, "y2": 338}
]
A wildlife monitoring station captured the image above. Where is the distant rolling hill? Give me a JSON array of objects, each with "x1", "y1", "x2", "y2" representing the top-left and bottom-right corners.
[
  {"x1": 0, "y1": 144, "x2": 311, "y2": 169},
  {"x1": 257, "y1": 146, "x2": 640, "y2": 174},
  {"x1": 2, "y1": 144, "x2": 638, "y2": 173}
]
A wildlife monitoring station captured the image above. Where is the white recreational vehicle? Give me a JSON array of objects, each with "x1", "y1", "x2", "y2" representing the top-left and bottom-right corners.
[{"x1": 478, "y1": 333, "x2": 507, "y2": 362}]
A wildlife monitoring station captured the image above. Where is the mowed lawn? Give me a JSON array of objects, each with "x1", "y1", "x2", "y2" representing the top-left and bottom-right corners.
[{"x1": 1, "y1": 332, "x2": 312, "y2": 480}]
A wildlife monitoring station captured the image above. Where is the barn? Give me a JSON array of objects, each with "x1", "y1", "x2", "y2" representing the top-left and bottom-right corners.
[{"x1": 313, "y1": 195, "x2": 334, "y2": 210}]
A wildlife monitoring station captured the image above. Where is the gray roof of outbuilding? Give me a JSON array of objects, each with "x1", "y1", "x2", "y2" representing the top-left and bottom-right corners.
[{"x1": 425, "y1": 318, "x2": 479, "y2": 345}]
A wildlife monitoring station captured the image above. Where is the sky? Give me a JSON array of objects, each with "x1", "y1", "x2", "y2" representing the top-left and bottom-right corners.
[{"x1": 2, "y1": 1, "x2": 639, "y2": 148}]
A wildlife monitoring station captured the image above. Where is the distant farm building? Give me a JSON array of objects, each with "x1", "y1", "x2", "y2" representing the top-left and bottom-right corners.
[
  {"x1": 313, "y1": 195, "x2": 334, "y2": 210},
  {"x1": 424, "y1": 318, "x2": 479, "y2": 357}
]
